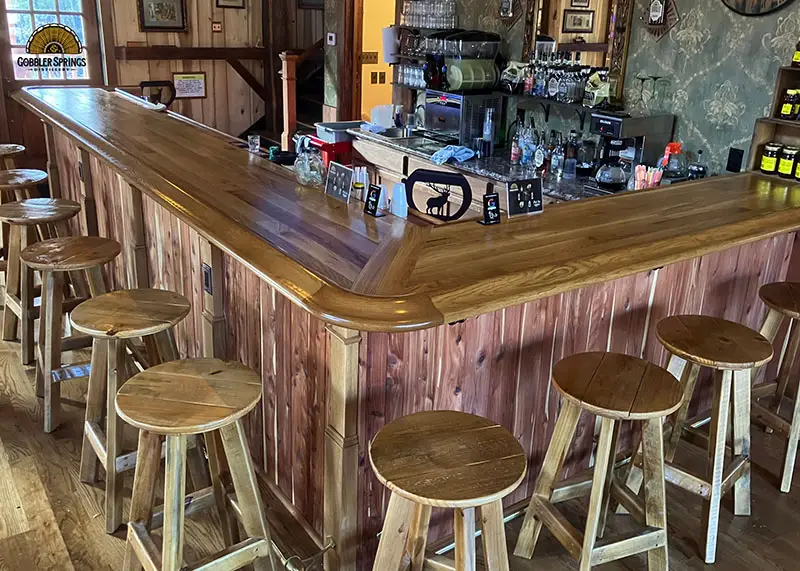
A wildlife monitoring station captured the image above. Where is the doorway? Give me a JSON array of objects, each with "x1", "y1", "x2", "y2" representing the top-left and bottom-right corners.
[{"x1": 358, "y1": 0, "x2": 396, "y2": 122}]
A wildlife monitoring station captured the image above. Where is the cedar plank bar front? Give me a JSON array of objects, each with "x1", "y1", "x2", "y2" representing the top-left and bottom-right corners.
[{"x1": 14, "y1": 86, "x2": 800, "y2": 571}]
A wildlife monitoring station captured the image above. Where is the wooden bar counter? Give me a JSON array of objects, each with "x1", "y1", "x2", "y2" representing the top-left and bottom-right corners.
[{"x1": 13, "y1": 86, "x2": 800, "y2": 571}]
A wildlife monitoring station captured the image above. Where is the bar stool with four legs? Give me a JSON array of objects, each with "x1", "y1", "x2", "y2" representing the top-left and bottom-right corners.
[
  {"x1": 0, "y1": 198, "x2": 81, "y2": 365},
  {"x1": 622, "y1": 315, "x2": 773, "y2": 564},
  {"x1": 71, "y1": 289, "x2": 192, "y2": 533},
  {"x1": 117, "y1": 358, "x2": 278, "y2": 571},
  {"x1": 514, "y1": 352, "x2": 683, "y2": 571},
  {"x1": 369, "y1": 410, "x2": 527, "y2": 571},
  {"x1": 752, "y1": 282, "x2": 800, "y2": 492},
  {"x1": 0, "y1": 144, "x2": 27, "y2": 257},
  {"x1": 21, "y1": 235, "x2": 121, "y2": 432}
]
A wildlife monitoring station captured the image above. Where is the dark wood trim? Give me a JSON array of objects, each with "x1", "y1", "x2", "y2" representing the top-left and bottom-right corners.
[
  {"x1": 81, "y1": 0, "x2": 104, "y2": 86},
  {"x1": 227, "y1": 59, "x2": 270, "y2": 103},
  {"x1": 349, "y1": 0, "x2": 363, "y2": 120},
  {"x1": 96, "y1": 0, "x2": 118, "y2": 86},
  {"x1": 115, "y1": 46, "x2": 270, "y2": 61}
]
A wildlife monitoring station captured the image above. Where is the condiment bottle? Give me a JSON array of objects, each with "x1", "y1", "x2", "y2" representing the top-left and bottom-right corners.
[
  {"x1": 794, "y1": 39, "x2": 800, "y2": 68},
  {"x1": 761, "y1": 142, "x2": 782, "y2": 175},
  {"x1": 780, "y1": 90, "x2": 795, "y2": 120},
  {"x1": 779, "y1": 146, "x2": 798, "y2": 179}
]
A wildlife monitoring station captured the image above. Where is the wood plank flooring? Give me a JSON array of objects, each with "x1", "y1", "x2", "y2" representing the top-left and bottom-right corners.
[{"x1": 1, "y1": 333, "x2": 800, "y2": 570}]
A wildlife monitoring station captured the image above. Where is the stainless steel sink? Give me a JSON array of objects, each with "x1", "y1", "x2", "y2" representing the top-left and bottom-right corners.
[{"x1": 380, "y1": 128, "x2": 422, "y2": 139}]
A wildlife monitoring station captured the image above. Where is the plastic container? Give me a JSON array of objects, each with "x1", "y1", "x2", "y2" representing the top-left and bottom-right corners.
[
  {"x1": 446, "y1": 58, "x2": 498, "y2": 90},
  {"x1": 315, "y1": 121, "x2": 363, "y2": 144}
]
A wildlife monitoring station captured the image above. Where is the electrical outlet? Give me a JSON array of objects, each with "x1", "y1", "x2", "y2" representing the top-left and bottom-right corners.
[
  {"x1": 327, "y1": 32, "x2": 337, "y2": 46},
  {"x1": 379, "y1": 72, "x2": 386, "y2": 84},
  {"x1": 212, "y1": 21, "x2": 222, "y2": 33},
  {"x1": 371, "y1": 72, "x2": 378, "y2": 84}
]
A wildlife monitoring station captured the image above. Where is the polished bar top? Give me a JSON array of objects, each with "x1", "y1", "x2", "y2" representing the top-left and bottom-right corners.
[{"x1": 16, "y1": 87, "x2": 800, "y2": 331}]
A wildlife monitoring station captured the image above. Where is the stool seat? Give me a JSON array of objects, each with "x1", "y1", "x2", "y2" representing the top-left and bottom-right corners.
[
  {"x1": 116, "y1": 358, "x2": 262, "y2": 435},
  {"x1": 0, "y1": 198, "x2": 80, "y2": 225},
  {"x1": 657, "y1": 314, "x2": 773, "y2": 369},
  {"x1": 0, "y1": 144, "x2": 25, "y2": 158},
  {"x1": 0, "y1": 169, "x2": 47, "y2": 190},
  {"x1": 554, "y1": 352, "x2": 683, "y2": 420},
  {"x1": 369, "y1": 410, "x2": 526, "y2": 508},
  {"x1": 760, "y1": 282, "x2": 800, "y2": 319},
  {"x1": 21, "y1": 236, "x2": 121, "y2": 271},
  {"x1": 71, "y1": 289, "x2": 191, "y2": 339}
]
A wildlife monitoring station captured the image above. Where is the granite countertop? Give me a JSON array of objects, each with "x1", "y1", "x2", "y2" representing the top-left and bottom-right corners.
[{"x1": 348, "y1": 128, "x2": 610, "y2": 201}]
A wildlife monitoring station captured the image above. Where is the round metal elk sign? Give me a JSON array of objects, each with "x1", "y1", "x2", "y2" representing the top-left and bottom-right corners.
[{"x1": 722, "y1": 0, "x2": 796, "y2": 16}]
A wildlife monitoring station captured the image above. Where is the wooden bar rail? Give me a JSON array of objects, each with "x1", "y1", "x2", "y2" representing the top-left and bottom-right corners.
[{"x1": 13, "y1": 86, "x2": 800, "y2": 571}]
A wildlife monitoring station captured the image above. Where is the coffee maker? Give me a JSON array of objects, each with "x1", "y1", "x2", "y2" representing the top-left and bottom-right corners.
[{"x1": 590, "y1": 111, "x2": 676, "y2": 167}]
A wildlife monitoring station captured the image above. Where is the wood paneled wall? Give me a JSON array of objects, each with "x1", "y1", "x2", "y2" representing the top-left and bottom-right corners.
[
  {"x1": 109, "y1": 1, "x2": 322, "y2": 136},
  {"x1": 52, "y1": 127, "x2": 799, "y2": 570}
]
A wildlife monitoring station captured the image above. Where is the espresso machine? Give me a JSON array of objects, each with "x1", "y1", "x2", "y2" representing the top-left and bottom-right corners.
[{"x1": 590, "y1": 111, "x2": 676, "y2": 167}]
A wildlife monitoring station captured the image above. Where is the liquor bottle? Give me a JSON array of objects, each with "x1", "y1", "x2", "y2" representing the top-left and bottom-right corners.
[{"x1": 550, "y1": 135, "x2": 565, "y2": 179}]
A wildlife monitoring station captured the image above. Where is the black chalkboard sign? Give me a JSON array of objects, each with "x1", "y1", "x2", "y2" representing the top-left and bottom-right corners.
[
  {"x1": 363, "y1": 184, "x2": 386, "y2": 217},
  {"x1": 325, "y1": 162, "x2": 354, "y2": 204},
  {"x1": 507, "y1": 178, "x2": 543, "y2": 218},
  {"x1": 479, "y1": 192, "x2": 501, "y2": 225}
]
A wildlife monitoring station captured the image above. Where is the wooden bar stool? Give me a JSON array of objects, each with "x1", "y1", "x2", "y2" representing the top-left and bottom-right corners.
[
  {"x1": 117, "y1": 358, "x2": 278, "y2": 571},
  {"x1": 622, "y1": 315, "x2": 773, "y2": 564},
  {"x1": 514, "y1": 352, "x2": 682, "y2": 571},
  {"x1": 0, "y1": 145, "x2": 26, "y2": 257},
  {"x1": 369, "y1": 410, "x2": 526, "y2": 571},
  {"x1": 752, "y1": 282, "x2": 800, "y2": 492},
  {"x1": 21, "y1": 236, "x2": 121, "y2": 432},
  {"x1": 71, "y1": 289, "x2": 191, "y2": 533},
  {"x1": 0, "y1": 198, "x2": 81, "y2": 365}
]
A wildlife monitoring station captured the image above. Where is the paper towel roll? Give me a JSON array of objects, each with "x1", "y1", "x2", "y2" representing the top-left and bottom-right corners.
[{"x1": 382, "y1": 26, "x2": 399, "y2": 65}]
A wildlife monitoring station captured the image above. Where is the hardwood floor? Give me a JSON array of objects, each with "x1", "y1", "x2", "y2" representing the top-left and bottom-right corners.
[{"x1": 1, "y1": 331, "x2": 800, "y2": 570}]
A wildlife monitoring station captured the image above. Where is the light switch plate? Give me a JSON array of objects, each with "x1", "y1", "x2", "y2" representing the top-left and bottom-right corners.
[
  {"x1": 327, "y1": 32, "x2": 337, "y2": 46},
  {"x1": 379, "y1": 72, "x2": 386, "y2": 84},
  {"x1": 360, "y1": 51, "x2": 378, "y2": 65},
  {"x1": 371, "y1": 72, "x2": 378, "y2": 84},
  {"x1": 212, "y1": 21, "x2": 222, "y2": 33}
]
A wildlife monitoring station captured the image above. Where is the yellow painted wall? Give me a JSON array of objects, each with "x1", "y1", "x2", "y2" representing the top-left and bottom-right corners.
[{"x1": 360, "y1": 0, "x2": 396, "y2": 121}]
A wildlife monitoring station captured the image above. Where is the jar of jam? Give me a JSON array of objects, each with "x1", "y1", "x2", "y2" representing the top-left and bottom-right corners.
[
  {"x1": 761, "y1": 142, "x2": 782, "y2": 174},
  {"x1": 779, "y1": 146, "x2": 798, "y2": 179},
  {"x1": 780, "y1": 90, "x2": 797, "y2": 120},
  {"x1": 794, "y1": 40, "x2": 800, "y2": 68},
  {"x1": 796, "y1": 158, "x2": 800, "y2": 181}
]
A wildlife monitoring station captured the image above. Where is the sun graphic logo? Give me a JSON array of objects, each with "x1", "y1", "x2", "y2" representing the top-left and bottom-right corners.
[
  {"x1": 26, "y1": 23, "x2": 82, "y2": 55},
  {"x1": 17, "y1": 23, "x2": 86, "y2": 73}
]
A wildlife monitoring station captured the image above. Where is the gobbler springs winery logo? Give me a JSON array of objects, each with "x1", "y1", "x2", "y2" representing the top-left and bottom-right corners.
[{"x1": 17, "y1": 23, "x2": 86, "y2": 72}]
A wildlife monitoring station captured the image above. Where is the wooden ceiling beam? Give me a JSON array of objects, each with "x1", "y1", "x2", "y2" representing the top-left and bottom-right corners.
[{"x1": 115, "y1": 46, "x2": 270, "y2": 61}]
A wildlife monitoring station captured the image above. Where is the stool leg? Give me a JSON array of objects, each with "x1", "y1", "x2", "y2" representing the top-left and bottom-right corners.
[
  {"x1": 163, "y1": 434, "x2": 188, "y2": 571},
  {"x1": 454, "y1": 507, "x2": 476, "y2": 571},
  {"x1": 776, "y1": 320, "x2": 800, "y2": 411},
  {"x1": 19, "y1": 227, "x2": 35, "y2": 365},
  {"x1": 205, "y1": 429, "x2": 240, "y2": 546},
  {"x1": 480, "y1": 500, "x2": 509, "y2": 571},
  {"x1": 702, "y1": 369, "x2": 732, "y2": 564},
  {"x1": 580, "y1": 417, "x2": 615, "y2": 571},
  {"x1": 220, "y1": 419, "x2": 278, "y2": 571},
  {"x1": 79, "y1": 338, "x2": 108, "y2": 483},
  {"x1": 105, "y1": 338, "x2": 127, "y2": 533},
  {"x1": 665, "y1": 359, "x2": 701, "y2": 463},
  {"x1": 514, "y1": 399, "x2": 581, "y2": 559},
  {"x1": 407, "y1": 503, "x2": 431, "y2": 571},
  {"x1": 2, "y1": 225, "x2": 21, "y2": 342},
  {"x1": 641, "y1": 418, "x2": 669, "y2": 571},
  {"x1": 373, "y1": 492, "x2": 414, "y2": 571},
  {"x1": 598, "y1": 419, "x2": 621, "y2": 538},
  {"x1": 731, "y1": 369, "x2": 752, "y2": 512},
  {"x1": 123, "y1": 430, "x2": 163, "y2": 571},
  {"x1": 39, "y1": 270, "x2": 63, "y2": 433}
]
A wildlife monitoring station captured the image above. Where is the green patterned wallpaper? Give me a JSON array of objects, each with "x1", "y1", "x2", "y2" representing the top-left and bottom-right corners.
[{"x1": 623, "y1": 0, "x2": 800, "y2": 171}]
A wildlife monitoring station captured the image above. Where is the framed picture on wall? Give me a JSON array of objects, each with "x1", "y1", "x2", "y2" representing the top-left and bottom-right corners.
[
  {"x1": 562, "y1": 9, "x2": 595, "y2": 34},
  {"x1": 217, "y1": 0, "x2": 245, "y2": 8},
  {"x1": 138, "y1": 0, "x2": 188, "y2": 32},
  {"x1": 570, "y1": 0, "x2": 591, "y2": 6},
  {"x1": 298, "y1": 0, "x2": 324, "y2": 9}
]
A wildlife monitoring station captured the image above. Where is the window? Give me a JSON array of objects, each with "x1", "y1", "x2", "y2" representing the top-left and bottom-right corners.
[{"x1": 6, "y1": 0, "x2": 90, "y2": 81}]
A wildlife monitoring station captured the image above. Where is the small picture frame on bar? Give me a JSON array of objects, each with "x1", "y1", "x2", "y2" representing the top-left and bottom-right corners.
[
  {"x1": 137, "y1": 0, "x2": 188, "y2": 32},
  {"x1": 562, "y1": 9, "x2": 595, "y2": 34}
]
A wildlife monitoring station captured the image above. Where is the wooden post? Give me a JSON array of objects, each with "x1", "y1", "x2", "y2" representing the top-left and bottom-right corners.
[
  {"x1": 43, "y1": 122, "x2": 61, "y2": 198},
  {"x1": 200, "y1": 238, "x2": 225, "y2": 358},
  {"x1": 279, "y1": 53, "x2": 298, "y2": 152},
  {"x1": 324, "y1": 325, "x2": 361, "y2": 571},
  {"x1": 78, "y1": 148, "x2": 99, "y2": 236},
  {"x1": 121, "y1": 183, "x2": 150, "y2": 289}
]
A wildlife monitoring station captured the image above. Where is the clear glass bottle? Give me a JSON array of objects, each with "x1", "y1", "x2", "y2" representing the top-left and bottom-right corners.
[
  {"x1": 563, "y1": 130, "x2": 579, "y2": 180},
  {"x1": 482, "y1": 108, "x2": 495, "y2": 157},
  {"x1": 550, "y1": 135, "x2": 565, "y2": 179}
]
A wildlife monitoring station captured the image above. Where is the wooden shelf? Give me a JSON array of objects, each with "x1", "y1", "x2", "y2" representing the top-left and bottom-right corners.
[
  {"x1": 759, "y1": 117, "x2": 800, "y2": 128},
  {"x1": 557, "y1": 42, "x2": 609, "y2": 53},
  {"x1": 780, "y1": 66, "x2": 800, "y2": 72}
]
